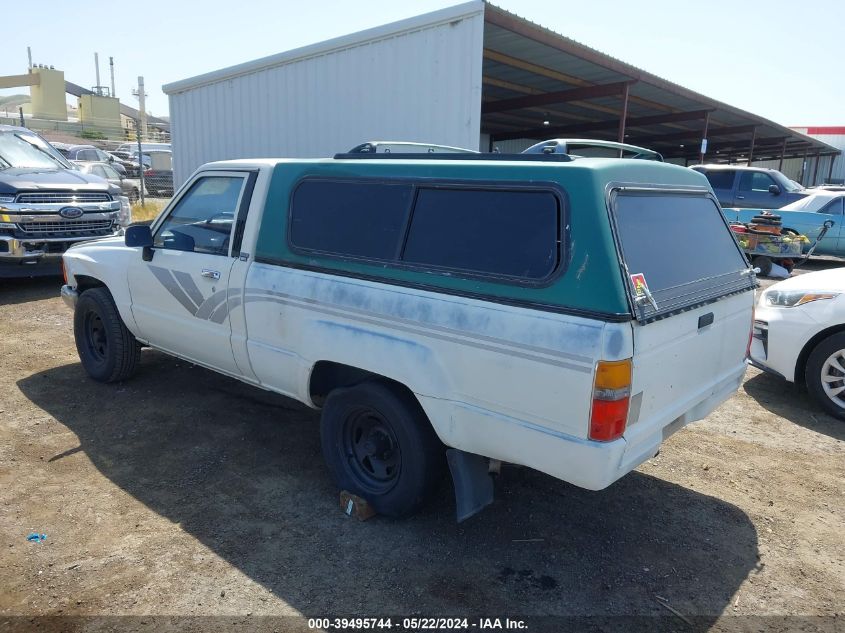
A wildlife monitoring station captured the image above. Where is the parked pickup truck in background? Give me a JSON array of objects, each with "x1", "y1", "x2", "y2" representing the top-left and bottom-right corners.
[
  {"x1": 0, "y1": 125, "x2": 129, "y2": 277},
  {"x1": 692, "y1": 164, "x2": 808, "y2": 209},
  {"x1": 61, "y1": 148, "x2": 756, "y2": 520}
]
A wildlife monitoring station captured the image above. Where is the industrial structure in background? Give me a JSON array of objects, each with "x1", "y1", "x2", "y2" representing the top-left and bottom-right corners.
[
  {"x1": 0, "y1": 47, "x2": 169, "y2": 142},
  {"x1": 164, "y1": 0, "x2": 839, "y2": 187}
]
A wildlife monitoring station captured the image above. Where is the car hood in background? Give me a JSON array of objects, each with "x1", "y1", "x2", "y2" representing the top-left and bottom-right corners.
[
  {"x1": 768, "y1": 267, "x2": 845, "y2": 292},
  {"x1": 0, "y1": 167, "x2": 112, "y2": 192}
]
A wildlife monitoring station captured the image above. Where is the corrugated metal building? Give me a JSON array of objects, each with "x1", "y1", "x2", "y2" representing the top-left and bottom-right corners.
[
  {"x1": 163, "y1": 1, "x2": 837, "y2": 186},
  {"x1": 164, "y1": 3, "x2": 485, "y2": 184},
  {"x1": 789, "y1": 127, "x2": 845, "y2": 185}
]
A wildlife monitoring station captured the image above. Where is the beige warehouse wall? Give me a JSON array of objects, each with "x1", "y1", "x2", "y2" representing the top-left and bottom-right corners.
[
  {"x1": 78, "y1": 94, "x2": 121, "y2": 130},
  {"x1": 30, "y1": 68, "x2": 67, "y2": 121}
]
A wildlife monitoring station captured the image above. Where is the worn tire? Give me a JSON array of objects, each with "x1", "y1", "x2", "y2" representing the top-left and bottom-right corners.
[
  {"x1": 320, "y1": 381, "x2": 445, "y2": 517},
  {"x1": 74, "y1": 287, "x2": 141, "y2": 383},
  {"x1": 805, "y1": 332, "x2": 845, "y2": 421},
  {"x1": 753, "y1": 256, "x2": 773, "y2": 276}
]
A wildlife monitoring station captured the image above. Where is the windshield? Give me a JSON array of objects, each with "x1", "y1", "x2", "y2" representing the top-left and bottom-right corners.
[
  {"x1": 771, "y1": 171, "x2": 804, "y2": 193},
  {"x1": 0, "y1": 131, "x2": 71, "y2": 169},
  {"x1": 781, "y1": 194, "x2": 843, "y2": 212}
]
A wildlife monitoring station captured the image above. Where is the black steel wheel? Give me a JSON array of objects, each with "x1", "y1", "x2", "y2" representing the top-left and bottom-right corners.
[
  {"x1": 320, "y1": 381, "x2": 445, "y2": 517},
  {"x1": 74, "y1": 287, "x2": 141, "y2": 383},
  {"x1": 343, "y1": 406, "x2": 402, "y2": 494}
]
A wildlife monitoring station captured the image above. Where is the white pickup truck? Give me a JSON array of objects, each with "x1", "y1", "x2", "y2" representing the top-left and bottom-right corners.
[{"x1": 61, "y1": 151, "x2": 756, "y2": 520}]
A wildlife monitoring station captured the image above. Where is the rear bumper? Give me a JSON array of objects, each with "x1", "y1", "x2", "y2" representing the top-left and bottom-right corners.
[
  {"x1": 424, "y1": 363, "x2": 746, "y2": 492},
  {"x1": 418, "y1": 396, "x2": 631, "y2": 491}
]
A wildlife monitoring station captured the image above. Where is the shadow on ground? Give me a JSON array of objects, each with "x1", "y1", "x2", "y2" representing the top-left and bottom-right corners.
[
  {"x1": 744, "y1": 371, "x2": 845, "y2": 441},
  {"x1": 18, "y1": 352, "x2": 760, "y2": 622},
  {"x1": 0, "y1": 276, "x2": 61, "y2": 306}
]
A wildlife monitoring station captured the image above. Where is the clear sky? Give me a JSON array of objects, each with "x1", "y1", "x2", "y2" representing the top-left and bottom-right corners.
[{"x1": 3, "y1": 0, "x2": 842, "y2": 126}]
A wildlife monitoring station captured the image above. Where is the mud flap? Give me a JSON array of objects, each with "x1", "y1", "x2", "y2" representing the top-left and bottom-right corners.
[{"x1": 446, "y1": 449, "x2": 494, "y2": 523}]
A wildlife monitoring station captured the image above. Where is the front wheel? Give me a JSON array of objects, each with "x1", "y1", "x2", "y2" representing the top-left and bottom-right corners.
[
  {"x1": 320, "y1": 381, "x2": 445, "y2": 517},
  {"x1": 74, "y1": 287, "x2": 141, "y2": 383},
  {"x1": 805, "y1": 332, "x2": 845, "y2": 421}
]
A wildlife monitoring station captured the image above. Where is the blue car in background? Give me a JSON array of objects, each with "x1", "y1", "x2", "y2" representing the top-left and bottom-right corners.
[{"x1": 723, "y1": 192, "x2": 844, "y2": 257}]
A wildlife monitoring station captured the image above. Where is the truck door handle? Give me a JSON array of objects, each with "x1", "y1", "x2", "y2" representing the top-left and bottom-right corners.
[
  {"x1": 200, "y1": 269, "x2": 220, "y2": 280},
  {"x1": 736, "y1": 195, "x2": 745, "y2": 199}
]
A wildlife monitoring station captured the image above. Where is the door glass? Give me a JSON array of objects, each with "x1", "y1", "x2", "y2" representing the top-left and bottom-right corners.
[
  {"x1": 92, "y1": 165, "x2": 106, "y2": 178},
  {"x1": 102, "y1": 164, "x2": 120, "y2": 179},
  {"x1": 702, "y1": 170, "x2": 735, "y2": 190},
  {"x1": 154, "y1": 176, "x2": 244, "y2": 255},
  {"x1": 819, "y1": 198, "x2": 844, "y2": 215},
  {"x1": 738, "y1": 172, "x2": 775, "y2": 192}
]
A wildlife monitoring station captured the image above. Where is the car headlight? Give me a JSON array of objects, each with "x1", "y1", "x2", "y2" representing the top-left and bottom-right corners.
[
  {"x1": 763, "y1": 290, "x2": 840, "y2": 307},
  {"x1": 0, "y1": 195, "x2": 15, "y2": 204},
  {"x1": 118, "y1": 195, "x2": 132, "y2": 227}
]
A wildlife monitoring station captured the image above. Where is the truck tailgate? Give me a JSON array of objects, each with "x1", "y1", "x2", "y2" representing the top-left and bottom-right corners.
[
  {"x1": 608, "y1": 188, "x2": 756, "y2": 468},
  {"x1": 624, "y1": 292, "x2": 752, "y2": 461}
]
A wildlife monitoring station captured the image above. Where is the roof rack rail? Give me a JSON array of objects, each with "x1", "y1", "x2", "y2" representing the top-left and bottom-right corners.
[
  {"x1": 347, "y1": 141, "x2": 478, "y2": 154},
  {"x1": 522, "y1": 138, "x2": 664, "y2": 162},
  {"x1": 334, "y1": 152, "x2": 574, "y2": 162}
]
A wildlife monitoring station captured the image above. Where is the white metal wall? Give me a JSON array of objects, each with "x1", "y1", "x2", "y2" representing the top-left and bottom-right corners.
[
  {"x1": 786, "y1": 128, "x2": 845, "y2": 185},
  {"x1": 166, "y1": 4, "x2": 485, "y2": 185}
]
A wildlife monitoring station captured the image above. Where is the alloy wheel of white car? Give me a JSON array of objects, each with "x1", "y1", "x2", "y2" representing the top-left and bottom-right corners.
[
  {"x1": 806, "y1": 332, "x2": 845, "y2": 421},
  {"x1": 820, "y1": 351, "x2": 845, "y2": 409}
]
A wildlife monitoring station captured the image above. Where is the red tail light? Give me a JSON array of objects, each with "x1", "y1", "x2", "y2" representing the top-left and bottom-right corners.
[
  {"x1": 144, "y1": 169, "x2": 153, "y2": 176},
  {"x1": 60, "y1": 258, "x2": 67, "y2": 285},
  {"x1": 589, "y1": 359, "x2": 632, "y2": 442}
]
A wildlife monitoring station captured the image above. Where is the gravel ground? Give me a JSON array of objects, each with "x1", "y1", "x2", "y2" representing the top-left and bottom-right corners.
[{"x1": 0, "y1": 262, "x2": 842, "y2": 633}]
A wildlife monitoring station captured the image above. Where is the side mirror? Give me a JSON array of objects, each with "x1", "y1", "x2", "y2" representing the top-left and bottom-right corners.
[
  {"x1": 125, "y1": 224, "x2": 155, "y2": 261},
  {"x1": 768, "y1": 184, "x2": 781, "y2": 195},
  {"x1": 125, "y1": 224, "x2": 152, "y2": 246}
]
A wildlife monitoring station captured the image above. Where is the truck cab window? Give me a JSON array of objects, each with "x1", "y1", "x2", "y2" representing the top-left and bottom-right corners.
[
  {"x1": 154, "y1": 176, "x2": 245, "y2": 255},
  {"x1": 739, "y1": 172, "x2": 776, "y2": 192},
  {"x1": 702, "y1": 170, "x2": 735, "y2": 190}
]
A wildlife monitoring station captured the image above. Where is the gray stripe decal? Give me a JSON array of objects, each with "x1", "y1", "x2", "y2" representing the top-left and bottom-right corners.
[
  {"x1": 195, "y1": 290, "x2": 230, "y2": 320},
  {"x1": 172, "y1": 270, "x2": 204, "y2": 309},
  {"x1": 149, "y1": 265, "x2": 199, "y2": 315},
  {"x1": 210, "y1": 295, "x2": 241, "y2": 324},
  {"x1": 242, "y1": 291, "x2": 590, "y2": 373},
  {"x1": 243, "y1": 287, "x2": 594, "y2": 367}
]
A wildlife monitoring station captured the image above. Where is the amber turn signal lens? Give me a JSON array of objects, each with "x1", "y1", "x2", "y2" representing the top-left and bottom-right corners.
[{"x1": 589, "y1": 359, "x2": 632, "y2": 442}]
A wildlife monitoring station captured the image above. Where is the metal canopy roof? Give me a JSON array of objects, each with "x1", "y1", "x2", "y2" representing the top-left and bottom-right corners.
[{"x1": 481, "y1": 3, "x2": 838, "y2": 164}]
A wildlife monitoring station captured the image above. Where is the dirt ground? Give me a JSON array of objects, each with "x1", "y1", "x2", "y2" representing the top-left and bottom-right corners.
[{"x1": 0, "y1": 262, "x2": 843, "y2": 633}]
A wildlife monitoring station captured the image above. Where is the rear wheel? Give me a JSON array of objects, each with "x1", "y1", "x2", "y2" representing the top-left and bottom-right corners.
[
  {"x1": 320, "y1": 381, "x2": 445, "y2": 517},
  {"x1": 753, "y1": 255, "x2": 773, "y2": 276},
  {"x1": 805, "y1": 332, "x2": 845, "y2": 421},
  {"x1": 74, "y1": 287, "x2": 141, "y2": 383}
]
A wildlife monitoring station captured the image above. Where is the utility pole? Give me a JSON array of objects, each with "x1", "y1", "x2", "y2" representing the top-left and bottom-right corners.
[
  {"x1": 136, "y1": 120, "x2": 145, "y2": 207},
  {"x1": 134, "y1": 76, "x2": 148, "y2": 140},
  {"x1": 94, "y1": 52, "x2": 101, "y2": 94}
]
